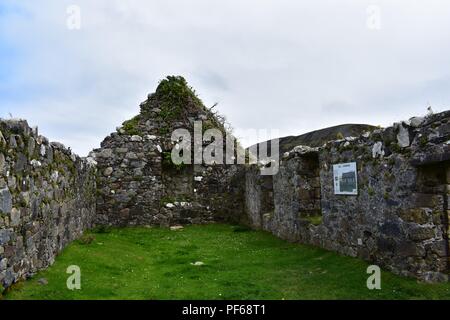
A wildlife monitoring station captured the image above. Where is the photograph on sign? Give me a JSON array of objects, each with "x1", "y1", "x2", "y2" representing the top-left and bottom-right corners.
[{"x1": 333, "y1": 162, "x2": 358, "y2": 195}]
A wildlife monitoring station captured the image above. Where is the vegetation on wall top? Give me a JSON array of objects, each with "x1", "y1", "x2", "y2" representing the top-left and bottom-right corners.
[{"x1": 154, "y1": 75, "x2": 205, "y2": 121}]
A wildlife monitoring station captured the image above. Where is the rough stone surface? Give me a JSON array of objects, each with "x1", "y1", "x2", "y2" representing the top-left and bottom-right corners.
[
  {"x1": 0, "y1": 188, "x2": 12, "y2": 214},
  {"x1": 246, "y1": 110, "x2": 450, "y2": 282},
  {"x1": 1, "y1": 78, "x2": 449, "y2": 292},
  {"x1": 397, "y1": 123, "x2": 411, "y2": 147},
  {"x1": 0, "y1": 119, "x2": 96, "y2": 292},
  {"x1": 93, "y1": 77, "x2": 245, "y2": 227}
]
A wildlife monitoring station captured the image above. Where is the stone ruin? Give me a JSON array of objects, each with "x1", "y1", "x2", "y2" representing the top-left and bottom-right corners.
[
  {"x1": 0, "y1": 76, "x2": 449, "y2": 292},
  {"x1": 93, "y1": 76, "x2": 245, "y2": 227},
  {"x1": 246, "y1": 112, "x2": 450, "y2": 282}
]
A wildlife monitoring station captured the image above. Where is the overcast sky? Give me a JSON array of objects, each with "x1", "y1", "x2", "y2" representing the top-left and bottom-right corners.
[{"x1": 1, "y1": 0, "x2": 450, "y2": 156}]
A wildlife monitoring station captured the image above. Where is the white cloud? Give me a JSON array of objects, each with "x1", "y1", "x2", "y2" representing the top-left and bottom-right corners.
[{"x1": 1, "y1": 0, "x2": 450, "y2": 155}]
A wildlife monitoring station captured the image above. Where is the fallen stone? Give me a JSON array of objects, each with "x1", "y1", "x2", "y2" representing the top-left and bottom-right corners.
[
  {"x1": 38, "y1": 278, "x2": 48, "y2": 286},
  {"x1": 170, "y1": 225, "x2": 184, "y2": 231},
  {"x1": 190, "y1": 261, "x2": 205, "y2": 266}
]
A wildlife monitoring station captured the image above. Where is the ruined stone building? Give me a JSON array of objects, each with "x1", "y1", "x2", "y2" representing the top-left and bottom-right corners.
[{"x1": 0, "y1": 76, "x2": 449, "y2": 291}]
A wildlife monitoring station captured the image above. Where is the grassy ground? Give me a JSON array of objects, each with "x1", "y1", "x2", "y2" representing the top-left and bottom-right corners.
[{"x1": 3, "y1": 224, "x2": 450, "y2": 300}]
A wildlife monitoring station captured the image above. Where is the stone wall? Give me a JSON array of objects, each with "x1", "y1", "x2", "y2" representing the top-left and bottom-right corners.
[
  {"x1": 94, "y1": 133, "x2": 163, "y2": 226},
  {"x1": 0, "y1": 119, "x2": 97, "y2": 291},
  {"x1": 94, "y1": 76, "x2": 246, "y2": 227},
  {"x1": 246, "y1": 111, "x2": 450, "y2": 282},
  {"x1": 2, "y1": 76, "x2": 448, "y2": 292}
]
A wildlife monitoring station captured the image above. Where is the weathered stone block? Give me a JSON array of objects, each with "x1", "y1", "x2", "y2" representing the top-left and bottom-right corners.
[
  {"x1": 10, "y1": 208, "x2": 20, "y2": 227},
  {"x1": 412, "y1": 193, "x2": 439, "y2": 208},
  {"x1": 131, "y1": 135, "x2": 143, "y2": 142},
  {"x1": 0, "y1": 153, "x2": 5, "y2": 174},
  {"x1": 408, "y1": 225, "x2": 435, "y2": 241},
  {"x1": 3, "y1": 269, "x2": 14, "y2": 287},
  {"x1": 96, "y1": 148, "x2": 113, "y2": 158},
  {"x1": 14, "y1": 153, "x2": 28, "y2": 172},
  {"x1": 377, "y1": 237, "x2": 396, "y2": 252},
  {"x1": 398, "y1": 208, "x2": 430, "y2": 224},
  {"x1": 116, "y1": 148, "x2": 128, "y2": 154},
  {"x1": 395, "y1": 240, "x2": 423, "y2": 257},
  {"x1": 0, "y1": 258, "x2": 7, "y2": 271},
  {"x1": 120, "y1": 208, "x2": 130, "y2": 218},
  {"x1": 0, "y1": 188, "x2": 12, "y2": 214},
  {"x1": 409, "y1": 116, "x2": 425, "y2": 128},
  {"x1": 421, "y1": 272, "x2": 448, "y2": 283},
  {"x1": 103, "y1": 167, "x2": 113, "y2": 177},
  {"x1": 299, "y1": 189, "x2": 311, "y2": 200},
  {"x1": 426, "y1": 240, "x2": 448, "y2": 257},
  {"x1": 3, "y1": 245, "x2": 15, "y2": 258},
  {"x1": 380, "y1": 221, "x2": 402, "y2": 237},
  {"x1": 396, "y1": 123, "x2": 410, "y2": 148},
  {"x1": 125, "y1": 152, "x2": 138, "y2": 160}
]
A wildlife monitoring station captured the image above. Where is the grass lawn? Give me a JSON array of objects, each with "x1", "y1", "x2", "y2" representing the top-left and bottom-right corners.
[{"x1": 2, "y1": 224, "x2": 450, "y2": 300}]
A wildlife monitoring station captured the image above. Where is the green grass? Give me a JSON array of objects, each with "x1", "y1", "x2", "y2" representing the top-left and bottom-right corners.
[{"x1": 3, "y1": 224, "x2": 450, "y2": 300}]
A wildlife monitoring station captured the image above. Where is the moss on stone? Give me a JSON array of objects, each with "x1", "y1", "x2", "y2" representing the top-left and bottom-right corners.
[
  {"x1": 155, "y1": 76, "x2": 204, "y2": 116},
  {"x1": 159, "y1": 126, "x2": 169, "y2": 135},
  {"x1": 304, "y1": 215, "x2": 323, "y2": 226},
  {"x1": 419, "y1": 136, "x2": 428, "y2": 147},
  {"x1": 387, "y1": 157, "x2": 396, "y2": 166},
  {"x1": 122, "y1": 116, "x2": 141, "y2": 136},
  {"x1": 162, "y1": 151, "x2": 185, "y2": 172},
  {"x1": 389, "y1": 142, "x2": 401, "y2": 154}
]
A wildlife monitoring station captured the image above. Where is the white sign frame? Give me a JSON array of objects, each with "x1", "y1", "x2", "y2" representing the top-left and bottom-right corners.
[{"x1": 333, "y1": 162, "x2": 358, "y2": 195}]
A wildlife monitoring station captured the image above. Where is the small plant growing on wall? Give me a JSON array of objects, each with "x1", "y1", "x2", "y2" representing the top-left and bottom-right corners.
[
  {"x1": 162, "y1": 151, "x2": 186, "y2": 172},
  {"x1": 122, "y1": 116, "x2": 141, "y2": 136},
  {"x1": 154, "y1": 76, "x2": 204, "y2": 121}
]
